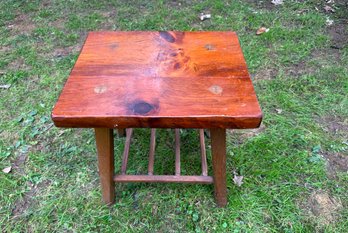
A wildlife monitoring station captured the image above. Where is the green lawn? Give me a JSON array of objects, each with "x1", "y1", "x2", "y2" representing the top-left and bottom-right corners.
[{"x1": 0, "y1": 0, "x2": 347, "y2": 232}]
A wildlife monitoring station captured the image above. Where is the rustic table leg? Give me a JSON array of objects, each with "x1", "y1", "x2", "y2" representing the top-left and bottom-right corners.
[
  {"x1": 95, "y1": 128, "x2": 115, "y2": 205},
  {"x1": 211, "y1": 128, "x2": 227, "y2": 207}
]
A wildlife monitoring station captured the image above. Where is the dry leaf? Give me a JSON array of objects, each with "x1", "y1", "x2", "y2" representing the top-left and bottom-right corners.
[
  {"x1": 324, "y1": 5, "x2": 335, "y2": 13},
  {"x1": 200, "y1": 13, "x2": 211, "y2": 21},
  {"x1": 2, "y1": 166, "x2": 12, "y2": 173},
  {"x1": 233, "y1": 175, "x2": 244, "y2": 187},
  {"x1": 0, "y1": 84, "x2": 11, "y2": 89},
  {"x1": 271, "y1": 0, "x2": 283, "y2": 5},
  {"x1": 256, "y1": 27, "x2": 269, "y2": 35}
]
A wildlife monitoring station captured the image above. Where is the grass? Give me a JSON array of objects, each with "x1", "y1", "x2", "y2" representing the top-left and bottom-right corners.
[{"x1": 0, "y1": 0, "x2": 347, "y2": 232}]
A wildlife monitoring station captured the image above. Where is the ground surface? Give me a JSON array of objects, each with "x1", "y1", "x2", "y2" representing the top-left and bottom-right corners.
[{"x1": 0, "y1": 0, "x2": 347, "y2": 232}]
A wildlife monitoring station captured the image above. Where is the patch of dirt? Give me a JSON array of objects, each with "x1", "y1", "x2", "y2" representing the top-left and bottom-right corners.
[
  {"x1": 7, "y1": 13, "x2": 36, "y2": 35},
  {"x1": 12, "y1": 153, "x2": 28, "y2": 175},
  {"x1": 7, "y1": 58, "x2": 31, "y2": 71},
  {"x1": 99, "y1": 10, "x2": 118, "y2": 30},
  {"x1": 328, "y1": 23, "x2": 348, "y2": 49},
  {"x1": 310, "y1": 48, "x2": 342, "y2": 64},
  {"x1": 320, "y1": 115, "x2": 348, "y2": 138},
  {"x1": 0, "y1": 130, "x2": 20, "y2": 145},
  {"x1": 51, "y1": 45, "x2": 81, "y2": 58},
  {"x1": 284, "y1": 45, "x2": 343, "y2": 78},
  {"x1": 39, "y1": 44, "x2": 82, "y2": 64},
  {"x1": 10, "y1": 145, "x2": 51, "y2": 218},
  {"x1": 251, "y1": 67, "x2": 278, "y2": 81},
  {"x1": 324, "y1": 0, "x2": 348, "y2": 49},
  {"x1": 323, "y1": 152, "x2": 348, "y2": 179},
  {"x1": 166, "y1": 0, "x2": 185, "y2": 9},
  {"x1": 285, "y1": 60, "x2": 314, "y2": 77},
  {"x1": 248, "y1": 1, "x2": 346, "y2": 80},
  {"x1": 11, "y1": 180, "x2": 51, "y2": 218},
  {"x1": 318, "y1": 115, "x2": 348, "y2": 179},
  {"x1": 305, "y1": 191, "x2": 343, "y2": 226},
  {"x1": 244, "y1": 0, "x2": 276, "y2": 10},
  {"x1": 252, "y1": 24, "x2": 345, "y2": 80},
  {"x1": 48, "y1": 18, "x2": 66, "y2": 29},
  {"x1": 229, "y1": 123, "x2": 266, "y2": 144},
  {"x1": 0, "y1": 45, "x2": 11, "y2": 53}
]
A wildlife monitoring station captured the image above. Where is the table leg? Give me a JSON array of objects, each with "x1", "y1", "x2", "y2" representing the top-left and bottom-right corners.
[
  {"x1": 210, "y1": 128, "x2": 227, "y2": 207},
  {"x1": 95, "y1": 128, "x2": 115, "y2": 205}
]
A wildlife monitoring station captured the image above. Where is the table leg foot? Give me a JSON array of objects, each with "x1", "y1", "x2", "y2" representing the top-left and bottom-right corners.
[
  {"x1": 211, "y1": 128, "x2": 227, "y2": 207},
  {"x1": 95, "y1": 128, "x2": 115, "y2": 205}
]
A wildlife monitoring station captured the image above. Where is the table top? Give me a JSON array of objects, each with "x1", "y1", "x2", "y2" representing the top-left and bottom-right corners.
[{"x1": 52, "y1": 31, "x2": 262, "y2": 129}]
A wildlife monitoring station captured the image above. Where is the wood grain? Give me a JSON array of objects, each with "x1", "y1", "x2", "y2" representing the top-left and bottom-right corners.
[
  {"x1": 211, "y1": 128, "x2": 227, "y2": 207},
  {"x1": 52, "y1": 31, "x2": 262, "y2": 129},
  {"x1": 95, "y1": 128, "x2": 115, "y2": 205}
]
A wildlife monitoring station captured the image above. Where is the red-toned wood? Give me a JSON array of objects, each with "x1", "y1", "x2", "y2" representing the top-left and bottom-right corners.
[
  {"x1": 121, "y1": 128, "x2": 133, "y2": 175},
  {"x1": 95, "y1": 128, "x2": 115, "y2": 205},
  {"x1": 175, "y1": 129, "x2": 181, "y2": 176},
  {"x1": 148, "y1": 128, "x2": 156, "y2": 175},
  {"x1": 199, "y1": 129, "x2": 208, "y2": 176},
  {"x1": 114, "y1": 175, "x2": 213, "y2": 184},
  {"x1": 211, "y1": 128, "x2": 227, "y2": 207},
  {"x1": 52, "y1": 31, "x2": 262, "y2": 129}
]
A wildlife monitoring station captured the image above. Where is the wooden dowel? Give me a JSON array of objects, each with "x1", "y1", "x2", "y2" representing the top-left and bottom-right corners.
[
  {"x1": 148, "y1": 128, "x2": 156, "y2": 175},
  {"x1": 114, "y1": 175, "x2": 213, "y2": 184},
  {"x1": 175, "y1": 129, "x2": 180, "y2": 176},
  {"x1": 121, "y1": 128, "x2": 133, "y2": 175},
  {"x1": 199, "y1": 129, "x2": 208, "y2": 176}
]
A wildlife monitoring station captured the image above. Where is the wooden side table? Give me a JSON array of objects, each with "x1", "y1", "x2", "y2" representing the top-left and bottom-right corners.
[{"x1": 52, "y1": 31, "x2": 262, "y2": 207}]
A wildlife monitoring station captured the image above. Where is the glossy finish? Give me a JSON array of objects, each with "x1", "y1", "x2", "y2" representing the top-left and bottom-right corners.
[
  {"x1": 53, "y1": 32, "x2": 262, "y2": 207},
  {"x1": 52, "y1": 31, "x2": 262, "y2": 129}
]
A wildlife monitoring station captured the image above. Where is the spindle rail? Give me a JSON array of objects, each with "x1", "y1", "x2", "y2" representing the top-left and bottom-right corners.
[{"x1": 115, "y1": 129, "x2": 212, "y2": 183}]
